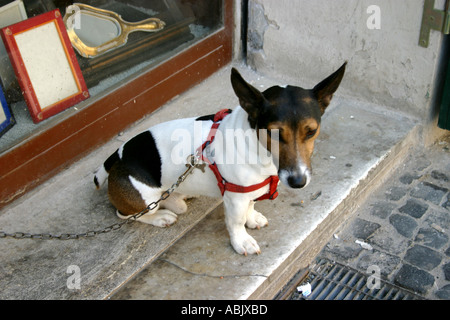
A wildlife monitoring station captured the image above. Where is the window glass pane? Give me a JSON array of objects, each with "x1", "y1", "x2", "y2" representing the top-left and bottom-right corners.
[
  {"x1": 0, "y1": 0, "x2": 223, "y2": 153},
  {"x1": 63, "y1": 0, "x2": 224, "y2": 96}
]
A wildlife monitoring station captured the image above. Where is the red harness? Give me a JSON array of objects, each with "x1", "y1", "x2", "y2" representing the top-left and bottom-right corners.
[{"x1": 196, "y1": 109, "x2": 279, "y2": 201}]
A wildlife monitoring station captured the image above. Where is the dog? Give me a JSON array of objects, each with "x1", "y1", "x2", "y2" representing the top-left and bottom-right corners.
[{"x1": 94, "y1": 63, "x2": 346, "y2": 255}]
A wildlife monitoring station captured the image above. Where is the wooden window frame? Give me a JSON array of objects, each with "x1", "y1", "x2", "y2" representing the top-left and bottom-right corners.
[{"x1": 0, "y1": 0, "x2": 233, "y2": 208}]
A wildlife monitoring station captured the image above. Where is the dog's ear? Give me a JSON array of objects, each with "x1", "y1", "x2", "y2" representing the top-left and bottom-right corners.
[
  {"x1": 231, "y1": 68, "x2": 266, "y2": 121},
  {"x1": 313, "y1": 62, "x2": 347, "y2": 114}
]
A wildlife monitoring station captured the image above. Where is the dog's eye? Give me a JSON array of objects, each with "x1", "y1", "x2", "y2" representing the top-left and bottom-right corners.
[
  {"x1": 305, "y1": 128, "x2": 317, "y2": 139},
  {"x1": 268, "y1": 128, "x2": 285, "y2": 143}
]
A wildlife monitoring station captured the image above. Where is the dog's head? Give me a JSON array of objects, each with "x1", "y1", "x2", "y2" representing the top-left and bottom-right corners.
[{"x1": 231, "y1": 63, "x2": 346, "y2": 189}]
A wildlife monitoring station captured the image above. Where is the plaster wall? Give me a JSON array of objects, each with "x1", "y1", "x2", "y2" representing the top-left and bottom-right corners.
[{"x1": 246, "y1": 0, "x2": 448, "y2": 121}]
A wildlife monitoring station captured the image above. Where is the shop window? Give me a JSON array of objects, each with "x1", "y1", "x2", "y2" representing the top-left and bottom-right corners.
[
  {"x1": 0, "y1": 0, "x2": 223, "y2": 153},
  {"x1": 0, "y1": 0, "x2": 231, "y2": 207}
]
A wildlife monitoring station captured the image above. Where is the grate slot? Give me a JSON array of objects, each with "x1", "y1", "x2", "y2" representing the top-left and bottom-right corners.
[
  {"x1": 322, "y1": 266, "x2": 350, "y2": 300},
  {"x1": 295, "y1": 259, "x2": 425, "y2": 300},
  {"x1": 335, "y1": 270, "x2": 359, "y2": 300}
]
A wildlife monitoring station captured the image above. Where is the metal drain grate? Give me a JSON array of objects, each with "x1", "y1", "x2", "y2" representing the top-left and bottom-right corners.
[{"x1": 292, "y1": 259, "x2": 424, "y2": 300}]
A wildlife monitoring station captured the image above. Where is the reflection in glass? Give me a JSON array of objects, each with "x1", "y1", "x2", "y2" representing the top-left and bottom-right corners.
[{"x1": 64, "y1": 4, "x2": 165, "y2": 58}]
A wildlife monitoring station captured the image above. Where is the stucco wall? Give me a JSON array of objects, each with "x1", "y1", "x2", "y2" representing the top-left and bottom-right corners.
[{"x1": 246, "y1": 0, "x2": 447, "y2": 120}]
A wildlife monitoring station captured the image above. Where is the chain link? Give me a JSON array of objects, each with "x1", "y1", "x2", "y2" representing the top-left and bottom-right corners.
[{"x1": 0, "y1": 154, "x2": 201, "y2": 240}]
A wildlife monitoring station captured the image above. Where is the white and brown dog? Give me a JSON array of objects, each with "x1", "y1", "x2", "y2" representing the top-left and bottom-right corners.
[{"x1": 94, "y1": 64, "x2": 346, "y2": 255}]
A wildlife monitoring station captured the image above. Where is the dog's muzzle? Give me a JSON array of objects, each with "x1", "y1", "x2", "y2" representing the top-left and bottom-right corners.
[{"x1": 279, "y1": 167, "x2": 311, "y2": 189}]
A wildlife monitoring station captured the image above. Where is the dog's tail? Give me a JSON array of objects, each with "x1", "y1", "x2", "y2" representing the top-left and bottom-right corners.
[
  {"x1": 94, "y1": 165, "x2": 108, "y2": 189},
  {"x1": 94, "y1": 150, "x2": 120, "y2": 189}
]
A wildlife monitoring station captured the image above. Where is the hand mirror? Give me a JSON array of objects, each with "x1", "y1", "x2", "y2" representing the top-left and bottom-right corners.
[{"x1": 63, "y1": 3, "x2": 165, "y2": 58}]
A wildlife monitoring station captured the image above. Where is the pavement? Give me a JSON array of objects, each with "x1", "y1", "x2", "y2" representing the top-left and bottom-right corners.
[
  {"x1": 0, "y1": 62, "x2": 446, "y2": 300},
  {"x1": 288, "y1": 134, "x2": 450, "y2": 300}
]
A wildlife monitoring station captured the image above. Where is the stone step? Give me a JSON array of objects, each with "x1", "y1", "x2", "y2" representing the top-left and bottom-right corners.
[
  {"x1": 110, "y1": 91, "x2": 420, "y2": 299},
  {"x1": 0, "y1": 64, "x2": 419, "y2": 300}
]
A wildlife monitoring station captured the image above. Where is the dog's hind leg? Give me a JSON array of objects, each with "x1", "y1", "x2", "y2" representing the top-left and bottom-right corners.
[
  {"x1": 117, "y1": 209, "x2": 177, "y2": 228},
  {"x1": 160, "y1": 192, "x2": 188, "y2": 215},
  {"x1": 109, "y1": 163, "x2": 178, "y2": 227}
]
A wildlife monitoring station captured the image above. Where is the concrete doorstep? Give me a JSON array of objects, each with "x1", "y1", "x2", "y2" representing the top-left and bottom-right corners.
[{"x1": 0, "y1": 64, "x2": 419, "y2": 299}]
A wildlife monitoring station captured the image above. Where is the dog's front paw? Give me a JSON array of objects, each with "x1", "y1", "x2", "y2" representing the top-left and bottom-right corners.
[
  {"x1": 231, "y1": 232, "x2": 261, "y2": 256},
  {"x1": 246, "y1": 210, "x2": 268, "y2": 230}
]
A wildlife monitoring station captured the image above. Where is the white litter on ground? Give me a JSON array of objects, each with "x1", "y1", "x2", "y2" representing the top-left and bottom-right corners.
[
  {"x1": 355, "y1": 240, "x2": 373, "y2": 250},
  {"x1": 297, "y1": 283, "x2": 312, "y2": 297}
]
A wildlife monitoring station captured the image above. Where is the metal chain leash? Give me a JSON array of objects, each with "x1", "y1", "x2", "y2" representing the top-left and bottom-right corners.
[{"x1": 0, "y1": 154, "x2": 201, "y2": 240}]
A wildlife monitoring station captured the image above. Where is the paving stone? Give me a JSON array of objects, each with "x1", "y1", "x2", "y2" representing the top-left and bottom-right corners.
[
  {"x1": 415, "y1": 156, "x2": 431, "y2": 172},
  {"x1": 350, "y1": 218, "x2": 381, "y2": 240},
  {"x1": 444, "y1": 262, "x2": 450, "y2": 281},
  {"x1": 322, "y1": 241, "x2": 363, "y2": 263},
  {"x1": 399, "y1": 173, "x2": 421, "y2": 185},
  {"x1": 394, "y1": 264, "x2": 435, "y2": 295},
  {"x1": 410, "y1": 182, "x2": 449, "y2": 205},
  {"x1": 368, "y1": 231, "x2": 412, "y2": 256},
  {"x1": 414, "y1": 228, "x2": 449, "y2": 250},
  {"x1": 370, "y1": 202, "x2": 395, "y2": 219},
  {"x1": 431, "y1": 170, "x2": 449, "y2": 182},
  {"x1": 435, "y1": 284, "x2": 450, "y2": 299},
  {"x1": 389, "y1": 214, "x2": 418, "y2": 238},
  {"x1": 424, "y1": 209, "x2": 450, "y2": 232},
  {"x1": 404, "y1": 245, "x2": 442, "y2": 271},
  {"x1": 443, "y1": 194, "x2": 450, "y2": 210},
  {"x1": 398, "y1": 199, "x2": 428, "y2": 219},
  {"x1": 356, "y1": 250, "x2": 401, "y2": 277},
  {"x1": 385, "y1": 186, "x2": 408, "y2": 201}
]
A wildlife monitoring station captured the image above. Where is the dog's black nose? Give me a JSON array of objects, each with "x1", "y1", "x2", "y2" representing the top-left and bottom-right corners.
[{"x1": 287, "y1": 175, "x2": 307, "y2": 189}]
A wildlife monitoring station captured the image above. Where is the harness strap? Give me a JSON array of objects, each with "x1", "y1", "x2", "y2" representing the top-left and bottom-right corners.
[{"x1": 196, "y1": 109, "x2": 279, "y2": 201}]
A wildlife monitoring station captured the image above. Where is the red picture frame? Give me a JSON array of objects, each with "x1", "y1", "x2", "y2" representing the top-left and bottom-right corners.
[{"x1": 1, "y1": 9, "x2": 89, "y2": 123}]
